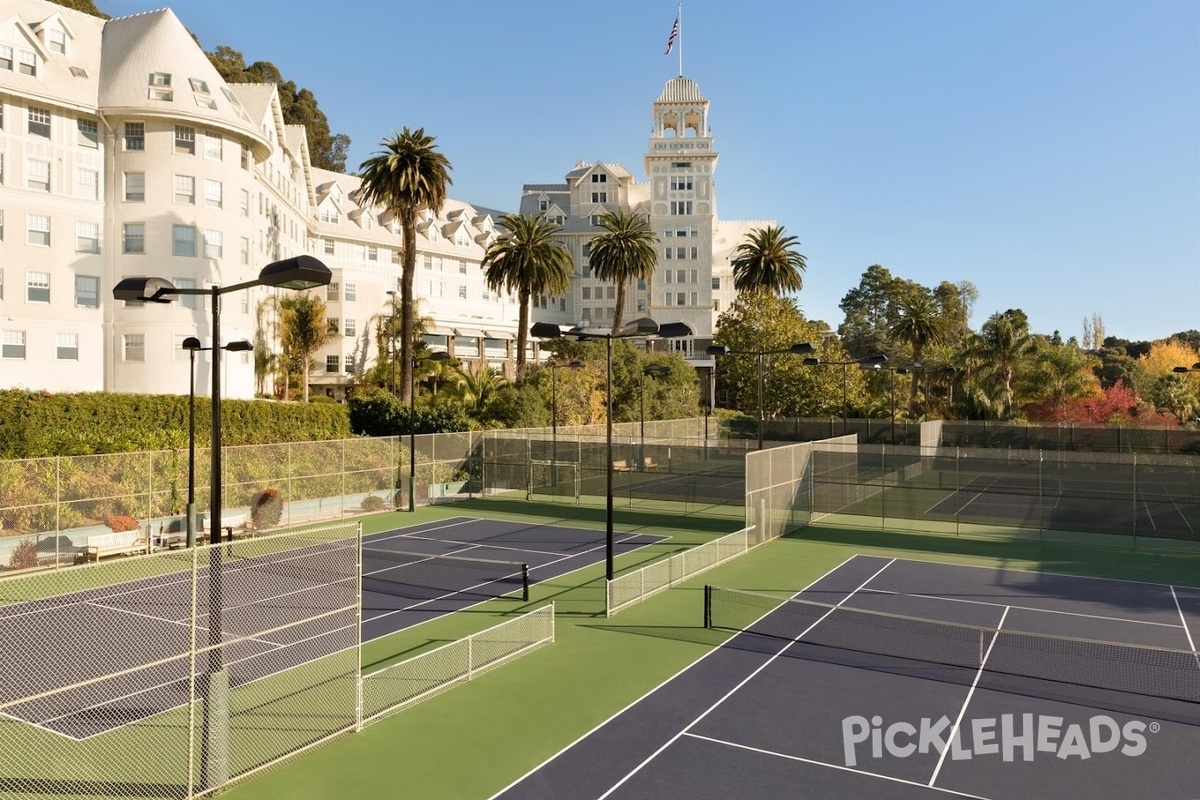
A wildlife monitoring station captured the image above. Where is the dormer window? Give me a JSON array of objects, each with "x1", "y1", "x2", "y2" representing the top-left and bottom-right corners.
[
  {"x1": 539, "y1": 200, "x2": 548, "y2": 211},
  {"x1": 0, "y1": 45, "x2": 12, "y2": 70},
  {"x1": 47, "y1": 29, "x2": 66, "y2": 55},
  {"x1": 150, "y1": 72, "x2": 171, "y2": 86},
  {"x1": 221, "y1": 87, "x2": 241, "y2": 106},
  {"x1": 18, "y1": 50, "x2": 36, "y2": 77},
  {"x1": 189, "y1": 78, "x2": 209, "y2": 93},
  {"x1": 591, "y1": 173, "x2": 606, "y2": 183}
]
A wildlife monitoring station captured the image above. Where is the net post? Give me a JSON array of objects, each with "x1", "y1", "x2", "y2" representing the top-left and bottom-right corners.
[
  {"x1": 704, "y1": 584, "x2": 712, "y2": 629},
  {"x1": 522, "y1": 563, "x2": 530, "y2": 602}
]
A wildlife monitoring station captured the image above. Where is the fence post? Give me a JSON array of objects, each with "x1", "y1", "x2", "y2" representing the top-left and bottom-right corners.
[{"x1": 703, "y1": 584, "x2": 712, "y2": 628}]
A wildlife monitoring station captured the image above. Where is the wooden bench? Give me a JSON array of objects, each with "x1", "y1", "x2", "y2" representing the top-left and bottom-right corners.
[
  {"x1": 642, "y1": 456, "x2": 659, "y2": 470},
  {"x1": 80, "y1": 530, "x2": 148, "y2": 563},
  {"x1": 613, "y1": 460, "x2": 633, "y2": 472}
]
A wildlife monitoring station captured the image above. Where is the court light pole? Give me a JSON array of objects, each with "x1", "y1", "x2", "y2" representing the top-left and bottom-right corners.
[
  {"x1": 639, "y1": 365, "x2": 670, "y2": 470},
  {"x1": 707, "y1": 343, "x2": 817, "y2": 450},
  {"x1": 409, "y1": 350, "x2": 453, "y2": 512},
  {"x1": 114, "y1": 255, "x2": 332, "y2": 793},
  {"x1": 801, "y1": 353, "x2": 888, "y2": 435},
  {"x1": 533, "y1": 318, "x2": 691, "y2": 581},
  {"x1": 181, "y1": 337, "x2": 253, "y2": 549}
]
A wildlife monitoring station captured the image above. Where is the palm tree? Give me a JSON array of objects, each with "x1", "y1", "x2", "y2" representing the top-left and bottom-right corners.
[
  {"x1": 966, "y1": 309, "x2": 1036, "y2": 419},
  {"x1": 357, "y1": 128, "x2": 453, "y2": 403},
  {"x1": 482, "y1": 213, "x2": 573, "y2": 378},
  {"x1": 731, "y1": 225, "x2": 807, "y2": 295},
  {"x1": 445, "y1": 362, "x2": 507, "y2": 417},
  {"x1": 588, "y1": 210, "x2": 658, "y2": 333},
  {"x1": 278, "y1": 292, "x2": 337, "y2": 402},
  {"x1": 889, "y1": 293, "x2": 949, "y2": 415}
]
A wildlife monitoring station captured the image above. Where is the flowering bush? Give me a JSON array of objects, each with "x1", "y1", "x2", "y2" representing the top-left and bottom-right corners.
[
  {"x1": 250, "y1": 488, "x2": 284, "y2": 529},
  {"x1": 105, "y1": 515, "x2": 139, "y2": 532}
]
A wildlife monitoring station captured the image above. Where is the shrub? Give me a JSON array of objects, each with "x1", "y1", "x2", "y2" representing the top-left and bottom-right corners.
[
  {"x1": 105, "y1": 514, "x2": 139, "y2": 532},
  {"x1": 250, "y1": 488, "x2": 284, "y2": 529},
  {"x1": 8, "y1": 539, "x2": 38, "y2": 570},
  {"x1": 360, "y1": 495, "x2": 386, "y2": 512}
]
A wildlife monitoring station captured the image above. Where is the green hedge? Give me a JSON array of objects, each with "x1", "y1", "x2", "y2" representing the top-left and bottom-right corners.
[{"x1": 0, "y1": 390, "x2": 351, "y2": 459}]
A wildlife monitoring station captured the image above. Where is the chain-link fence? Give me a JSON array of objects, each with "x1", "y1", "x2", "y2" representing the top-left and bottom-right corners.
[{"x1": 807, "y1": 444, "x2": 1200, "y2": 551}]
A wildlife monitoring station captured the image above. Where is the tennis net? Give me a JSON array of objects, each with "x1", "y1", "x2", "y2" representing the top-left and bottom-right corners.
[
  {"x1": 704, "y1": 585, "x2": 1200, "y2": 704},
  {"x1": 363, "y1": 547, "x2": 529, "y2": 601}
]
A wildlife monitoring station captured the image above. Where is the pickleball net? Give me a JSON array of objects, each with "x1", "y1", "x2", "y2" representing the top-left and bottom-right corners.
[
  {"x1": 363, "y1": 547, "x2": 530, "y2": 601},
  {"x1": 704, "y1": 585, "x2": 1200, "y2": 704}
]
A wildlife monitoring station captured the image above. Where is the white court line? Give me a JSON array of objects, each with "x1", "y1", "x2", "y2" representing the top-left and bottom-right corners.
[
  {"x1": 928, "y1": 606, "x2": 1010, "y2": 787},
  {"x1": 682, "y1": 733, "x2": 991, "y2": 800},
  {"x1": 382, "y1": 532, "x2": 567, "y2": 558},
  {"x1": 953, "y1": 475, "x2": 999, "y2": 515},
  {"x1": 1169, "y1": 586, "x2": 1200, "y2": 669},
  {"x1": 485, "y1": 554, "x2": 872, "y2": 800},
  {"x1": 595, "y1": 558, "x2": 897, "y2": 800},
  {"x1": 857, "y1": 586, "x2": 1187, "y2": 629},
  {"x1": 883, "y1": 553, "x2": 1200, "y2": 591}
]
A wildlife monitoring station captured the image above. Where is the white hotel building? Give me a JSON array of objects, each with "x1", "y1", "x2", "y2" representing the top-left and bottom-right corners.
[{"x1": 0, "y1": 1, "x2": 771, "y2": 400}]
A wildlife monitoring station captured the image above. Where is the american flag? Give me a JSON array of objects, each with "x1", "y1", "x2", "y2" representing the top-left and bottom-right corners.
[{"x1": 665, "y1": 14, "x2": 679, "y2": 55}]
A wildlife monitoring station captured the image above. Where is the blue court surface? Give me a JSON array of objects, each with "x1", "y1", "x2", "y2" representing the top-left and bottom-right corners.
[
  {"x1": 0, "y1": 516, "x2": 660, "y2": 740},
  {"x1": 493, "y1": 555, "x2": 1200, "y2": 799}
]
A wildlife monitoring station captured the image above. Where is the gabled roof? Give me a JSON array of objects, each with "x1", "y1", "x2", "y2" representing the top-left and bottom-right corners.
[
  {"x1": 99, "y1": 8, "x2": 269, "y2": 158},
  {"x1": 0, "y1": 3, "x2": 103, "y2": 110}
]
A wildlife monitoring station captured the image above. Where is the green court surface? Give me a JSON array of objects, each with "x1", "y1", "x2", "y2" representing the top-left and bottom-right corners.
[{"x1": 220, "y1": 499, "x2": 1200, "y2": 800}]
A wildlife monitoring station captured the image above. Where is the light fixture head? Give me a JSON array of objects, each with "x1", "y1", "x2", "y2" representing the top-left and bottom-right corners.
[
  {"x1": 181, "y1": 336, "x2": 203, "y2": 351},
  {"x1": 258, "y1": 255, "x2": 333, "y2": 290},
  {"x1": 706, "y1": 345, "x2": 731, "y2": 357},
  {"x1": 789, "y1": 342, "x2": 817, "y2": 355},
  {"x1": 113, "y1": 276, "x2": 176, "y2": 303},
  {"x1": 225, "y1": 340, "x2": 254, "y2": 353}
]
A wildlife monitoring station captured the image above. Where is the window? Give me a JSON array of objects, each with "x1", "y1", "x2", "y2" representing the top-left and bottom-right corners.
[
  {"x1": 691, "y1": 269, "x2": 698, "y2": 283},
  {"x1": 0, "y1": 45, "x2": 11, "y2": 70},
  {"x1": 637, "y1": 280, "x2": 646, "y2": 291},
  {"x1": 149, "y1": 72, "x2": 171, "y2": 86},
  {"x1": 607, "y1": 286, "x2": 616, "y2": 300},
  {"x1": 46, "y1": 29, "x2": 67, "y2": 55},
  {"x1": 582, "y1": 287, "x2": 591, "y2": 300},
  {"x1": 691, "y1": 247, "x2": 699, "y2": 260},
  {"x1": 677, "y1": 292, "x2": 686, "y2": 306},
  {"x1": 344, "y1": 284, "x2": 357, "y2": 302},
  {"x1": 690, "y1": 226, "x2": 699, "y2": 237},
  {"x1": 326, "y1": 355, "x2": 339, "y2": 373},
  {"x1": 124, "y1": 122, "x2": 144, "y2": 150},
  {"x1": 78, "y1": 169, "x2": 98, "y2": 200},
  {"x1": 458, "y1": 260, "x2": 467, "y2": 274},
  {"x1": 173, "y1": 175, "x2": 195, "y2": 204},
  {"x1": 2, "y1": 331, "x2": 26, "y2": 359},
  {"x1": 670, "y1": 176, "x2": 694, "y2": 191},
  {"x1": 56, "y1": 333, "x2": 78, "y2": 360},
  {"x1": 581, "y1": 307, "x2": 592, "y2": 321},
  {"x1": 175, "y1": 125, "x2": 195, "y2": 155},
  {"x1": 539, "y1": 200, "x2": 548, "y2": 211},
  {"x1": 75, "y1": 275, "x2": 99, "y2": 308},
  {"x1": 123, "y1": 333, "x2": 144, "y2": 362},
  {"x1": 676, "y1": 247, "x2": 686, "y2": 260},
  {"x1": 691, "y1": 292, "x2": 698, "y2": 306},
  {"x1": 77, "y1": 118, "x2": 98, "y2": 147},
  {"x1": 26, "y1": 214, "x2": 50, "y2": 246},
  {"x1": 712, "y1": 277, "x2": 720, "y2": 290},
  {"x1": 327, "y1": 317, "x2": 339, "y2": 334},
  {"x1": 670, "y1": 201, "x2": 693, "y2": 215},
  {"x1": 344, "y1": 318, "x2": 356, "y2": 337},
  {"x1": 391, "y1": 249, "x2": 401, "y2": 265},
  {"x1": 70, "y1": 66, "x2": 87, "y2": 78},
  {"x1": 637, "y1": 299, "x2": 646, "y2": 312},
  {"x1": 423, "y1": 255, "x2": 432, "y2": 270},
  {"x1": 204, "y1": 131, "x2": 222, "y2": 161},
  {"x1": 240, "y1": 189, "x2": 250, "y2": 217},
  {"x1": 28, "y1": 108, "x2": 50, "y2": 138},
  {"x1": 672, "y1": 161, "x2": 692, "y2": 168},
  {"x1": 714, "y1": 299, "x2": 720, "y2": 312},
  {"x1": 240, "y1": 236, "x2": 250, "y2": 265},
  {"x1": 76, "y1": 221, "x2": 99, "y2": 253},
  {"x1": 327, "y1": 283, "x2": 340, "y2": 302},
  {"x1": 677, "y1": 269, "x2": 686, "y2": 284},
  {"x1": 18, "y1": 49, "x2": 36, "y2": 76},
  {"x1": 664, "y1": 293, "x2": 673, "y2": 306},
  {"x1": 123, "y1": 223, "x2": 145, "y2": 253},
  {"x1": 320, "y1": 208, "x2": 340, "y2": 224},
  {"x1": 367, "y1": 246, "x2": 378, "y2": 262},
  {"x1": 172, "y1": 225, "x2": 197, "y2": 256},
  {"x1": 592, "y1": 173, "x2": 607, "y2": 183},
  {"x1": 203, "y1": 229, "x2": 223, "y2": 258},
  {"x1": 174, "y1": 277, "x2": 198, "y2": 310},
  {"x1": 665, "y1": 247, "x2": 672, "y2": 260},
  {"x1": 26, "y1": 159, "x2": 49, "y2": 191},
  {"x1": 0, "y1": 268, "x2": 3, "y2": 299},
  {"x1": 189, "y1": 78, "x2": 209, "y2": 93},
  {"x1": 324, "y1": 239, "x2": 335, "y2": 256},
  {"x1": 665, "y1": 271, "x2": 672, "y2": 284},
  {"x1": 26, "y1": 272, "x2": 49, "y2": 303},
  {"x1": 591, "y1": 215, "x2": 602, "y2": 226},
  {"x1": 591, "y1": 192, "x2": 607, "y2": 203},
  {"x1": 458, "y1": 285, "x2": 467, "y2": 299},
  {"x1": 241, "y1": 144, "x2": 251, "y2": 170},
  {"x1": 204, "y1": 179, "x2": 222, "y2": 208}
]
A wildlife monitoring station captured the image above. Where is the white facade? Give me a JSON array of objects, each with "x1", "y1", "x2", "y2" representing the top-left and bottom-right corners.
[
  {"x1": 518, "y1": 76, "x2": 773, "y2": 362},
  {"x1": 0, "y1": 1, "x2": 520, "y2": 400}
]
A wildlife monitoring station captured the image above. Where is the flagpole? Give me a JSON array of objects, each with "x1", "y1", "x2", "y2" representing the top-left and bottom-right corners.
[{"x1": 678, "y1": 3, "x2": 683, "y2": 76}]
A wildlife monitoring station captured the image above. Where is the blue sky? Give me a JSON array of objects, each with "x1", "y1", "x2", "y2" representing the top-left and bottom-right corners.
[{"x1": 103, "y1": 0, "x2": 1198, "y2": 342}]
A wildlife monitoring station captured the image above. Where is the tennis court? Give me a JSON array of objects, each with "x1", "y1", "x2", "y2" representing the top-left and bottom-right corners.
[
  {"x1": 494, "y1": 555, "x2": 1200, "y2": 799},
  {"x1": 0, "y1": 516, "x2": 660, "y2": 741}
]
